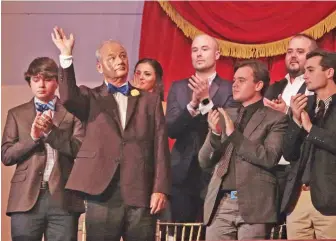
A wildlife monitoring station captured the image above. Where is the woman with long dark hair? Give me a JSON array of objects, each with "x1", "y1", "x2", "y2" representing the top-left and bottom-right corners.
[{"x1": 131, "y1": 58, "x2": 167, "y2": 113}]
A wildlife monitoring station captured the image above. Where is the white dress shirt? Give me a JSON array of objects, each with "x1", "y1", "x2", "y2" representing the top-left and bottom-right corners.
[
  {"x1": 33, "y1": 97, "x2": 57, "y2": 181},
  {"x1": 278, "y1": 74, "x2": 313, "y2": 165}
]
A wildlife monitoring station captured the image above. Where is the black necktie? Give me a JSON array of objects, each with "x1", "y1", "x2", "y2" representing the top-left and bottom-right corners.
[
  {"x1": 313, "y1": 100, "x2": 325, "y2": 127},
  {"x1": 216, "y1": 107, "x2": 245, "y2": 178}
]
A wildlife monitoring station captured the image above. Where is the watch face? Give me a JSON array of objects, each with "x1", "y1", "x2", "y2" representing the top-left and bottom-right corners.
[{"x1": 202, "y1": 99, "x2": 209, "y2": 105}]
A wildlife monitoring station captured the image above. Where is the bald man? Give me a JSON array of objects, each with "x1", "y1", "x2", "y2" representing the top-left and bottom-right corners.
[
  {"x1": 52, "y1": 27, "x2": 170, "y2": 241},
  {"x1": 166, "y1": 34, "x2": 236, "y2": 225}
]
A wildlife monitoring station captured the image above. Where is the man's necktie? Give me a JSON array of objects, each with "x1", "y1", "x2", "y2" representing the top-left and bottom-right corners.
[
  {"x1": 107, "y1": 83, "x2": 130, "y2": 96},
  {"x1": 35, "y1": 101, "x2": 55, "y2": 113},
  {"x1": 313, "y1": 100, "x2": 326, "y2": 127},
  {"x1": 216, "y1": 107, "x2": 245, "y2": 178}
]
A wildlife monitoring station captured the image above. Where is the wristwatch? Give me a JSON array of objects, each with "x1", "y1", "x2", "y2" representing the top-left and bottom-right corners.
[{"x1": 201, "y1": 98, "x2": 210, "y2": 105}]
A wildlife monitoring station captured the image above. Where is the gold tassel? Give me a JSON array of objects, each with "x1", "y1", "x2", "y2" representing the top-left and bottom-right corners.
[{"x1": 158, "y1": 0, "x2": 336, "y2": 59}]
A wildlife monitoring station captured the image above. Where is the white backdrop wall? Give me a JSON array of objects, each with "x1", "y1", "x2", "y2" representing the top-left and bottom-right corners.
[{"x1": 1, "y1": 2, "x2": 144, "y2": 240}]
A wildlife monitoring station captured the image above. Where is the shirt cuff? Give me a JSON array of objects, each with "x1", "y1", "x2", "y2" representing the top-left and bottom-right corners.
[
  {"x1": 285, "y1": 106, "x2": 290, "y2": 114},
  {"x1": 31, "y1": 135, "x2": 41, "y2": 142},
  {"x1": 212, "y1": 130, "x2": 221, "y2": 136},
  {"x1": 187, "y1": 103, "x2": 200, "y2": 117},
  {"x1": 43, "y1": 130, "x2": 52, "y2": 137},
  {"x1": 59, "y1": 55, "x2": 73, "y2": 69},
  {"x1": 199, "y1": 100, "x2": 214, "y2": 115}
]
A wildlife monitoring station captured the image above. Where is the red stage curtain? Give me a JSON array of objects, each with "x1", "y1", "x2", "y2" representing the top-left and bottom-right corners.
[
  {"x1": 139, "y1": 2, "x2": 336, "y2": 101},
  {"x1": 169, "y1": 2, "x2": 336, "y2": 43}
]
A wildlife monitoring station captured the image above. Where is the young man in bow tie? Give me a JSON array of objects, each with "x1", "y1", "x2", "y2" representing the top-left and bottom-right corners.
[
  {"x1": 51, "y1": 26, "x2": 170, "y2": 241},
  {"x1": 1, "y1": 57, "x2": 85, "y2": 241}
]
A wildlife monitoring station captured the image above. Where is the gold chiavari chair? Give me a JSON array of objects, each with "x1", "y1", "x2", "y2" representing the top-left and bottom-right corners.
[
  {"x1": 156, "y1": 220, "x2": 204, "y2": 241},
  {"x1": 270, "y1": 223, "x2": 286, "y2": 239},
  {"x1": 80, "y1": 200, "x2": 87, "y2": 241}
]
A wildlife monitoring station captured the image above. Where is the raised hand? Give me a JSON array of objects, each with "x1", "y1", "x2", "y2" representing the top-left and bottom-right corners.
[
  {"x1": 264, "y1": 94, "x2": 287, "y2": 113},
  {"x1": 51, "y1": 26, "x2": 75, "y2": 56},
  {"x1": 188, "y1": 75, "x2": 209, "y2": 107},
  {"x1": 301, "y1": 110, "x2": 312, "y2": 132},
  {"x1": 290, "y1": 93, "x2": 308, "y2": 124},
  {"x1": 208, "y1": 109, "x2": 222, "y2": 134},
  {"x1": 131, "y1": 72, "x2": 141, "y2": 89},
  {"x1": 218, "y1": 108, "x2": 234, "y2": 136},
  {"x1": 31, "y1": 110, "x2": 54, "y2": 140},
  {"x1": 31, "y1": 112, "x2": 44, "y2": 140}
]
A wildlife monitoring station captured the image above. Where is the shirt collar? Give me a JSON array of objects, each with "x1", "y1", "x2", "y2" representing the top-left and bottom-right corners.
[
  {"x1": 105, "y1": 80, "x2": 128, "y2": 87},
  {"x1": 195, "y1": 72, "x2": 217, "y2": 85},
  {"x1": 284, "y1": 74, "x2": 305, "y2": 85},
  {"x1": 316, "y1": 96, "x2": 333, "y2": 113},
  {"x1": 34, "y1": 96, "x2": 57, "y2": 106},
  {"x1": 243, "y1": 99, "x2": 264, "y2": 113}
]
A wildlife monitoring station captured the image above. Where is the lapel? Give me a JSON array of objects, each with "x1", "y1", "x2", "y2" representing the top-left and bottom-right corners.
[
  {"x1": 307, "y1": 95, "x2": 317, "y2": 119},
  {"x1": 243, "y1": 107, "x2": 267, "y2": 138},
  {"x1": 53, "y1": 97, "x2": 67, "y2": 128},
  {"x1": 210, "y1": 75, "x2": 220, "y2": 100},
  {"x1": 265, "y1": 78, "x2": 287, "y2": 100},
  {"x1": 125, "y1": 94, "x2": 139, "y2": 130},
  {"x1": 22, "y1": 99, "x2": 36, "y2": 132},
  {"x1": 97, "y1": 83, "x2": 123, "y2": 132},
  {"x1": 276, "y1": 78, "x2": 288, "y2": 95},
  {"x1": 298, "y1": 82, "x2": 307, "y2": 95}
]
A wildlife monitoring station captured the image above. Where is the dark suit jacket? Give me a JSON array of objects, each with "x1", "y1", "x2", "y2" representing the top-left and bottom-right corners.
[
  {"x1": 281, "y1": 95, "x2": 336, "y2": 215},
  {"x1": 58, "y1": 64, "x2": 171, "y2": 208},
  {"x1": 1, "y1": 98, "x2": 85, "y2": 215},
  {"x1": 264, "y1": 78, "x2": 306, "y2": 100},
  {"x1": 166, "y1": 75, "x2": 235, "y2": 194},
  {"x1": 198, "y1": 106, "x2": 288, "y2": 225}
]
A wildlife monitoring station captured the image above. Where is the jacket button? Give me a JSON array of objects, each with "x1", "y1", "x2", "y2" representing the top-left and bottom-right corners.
[{"x1": 38, "y1": 171, "x2": 43, "y2": 176}]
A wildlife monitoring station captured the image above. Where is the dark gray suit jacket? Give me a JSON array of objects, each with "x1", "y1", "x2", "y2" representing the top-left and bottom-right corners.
[
  {"x1": 281, "y1": 95, "x2": 336, "y2": 215},
  {"x1": 199, "y1": 106, "x2": 288, "y2": 225},
  {"x1": 166, "y1": 75, "x2": 235, "y2": 195}
]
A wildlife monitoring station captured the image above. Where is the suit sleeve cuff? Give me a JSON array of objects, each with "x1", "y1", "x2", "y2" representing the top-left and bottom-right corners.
[
  {"x1": 210, "y1": 131, "x2": 222, "y2": 149},
  {"x1": 227, "y1": 130, "x2": 244, "y2": 149},
  {"x1": 59, "y1": 55, "x2": 73, "y2": 69},
  {"x1": 306, "y1": 125, "x2": 318, "y2": 141}
]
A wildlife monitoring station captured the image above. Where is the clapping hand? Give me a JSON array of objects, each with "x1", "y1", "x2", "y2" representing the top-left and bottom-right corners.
[
  {"x1": 290, "y1": 93, "x2": 308, "y2": 124},
  {"x1": 264, "y1": 94, "x2": 287, "y2": 113}
]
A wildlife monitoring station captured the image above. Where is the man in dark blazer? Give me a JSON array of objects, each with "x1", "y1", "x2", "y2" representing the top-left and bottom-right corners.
[
  {"x1": 199, "y1": 60, "x2": 288, "y2": 240},
  {"x1": 1, "y1": 57, "x2": 85, "y2": 241},
  {"x1": 51, "y1": 27, "x2": 170, "y2": 241},
  {"x1": 281, "y1": 50, "x2": 336, "y2": 239},
  {"x1": 166, "y1": 34, "x2": 235, "y2": 224},
  {"x1": 263, "y1": 34, "x2": 317, "y2": 224}
]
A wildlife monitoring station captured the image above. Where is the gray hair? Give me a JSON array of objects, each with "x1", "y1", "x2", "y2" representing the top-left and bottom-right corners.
[{"x1": 95, "y1": 40, "x2": 124, "y2": 62}]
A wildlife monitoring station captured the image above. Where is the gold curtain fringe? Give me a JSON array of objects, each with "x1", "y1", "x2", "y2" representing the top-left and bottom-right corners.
[{"x1": 158, "y1": 0, "x2": 336, "y2": 59}]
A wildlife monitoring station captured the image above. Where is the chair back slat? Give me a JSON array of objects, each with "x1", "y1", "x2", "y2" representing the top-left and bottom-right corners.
[{"x1": 156, "y1": 220, "x2": 204, "y2": 241}]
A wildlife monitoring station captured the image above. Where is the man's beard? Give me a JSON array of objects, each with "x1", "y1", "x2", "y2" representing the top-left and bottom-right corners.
[{"x1": 286, "y1": 66, "x2": 303, "y2": 78}]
